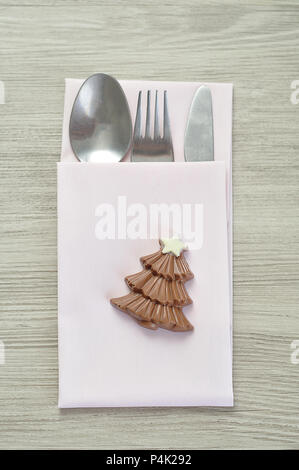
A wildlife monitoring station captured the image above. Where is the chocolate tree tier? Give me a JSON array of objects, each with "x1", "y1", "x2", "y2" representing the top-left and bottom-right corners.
[
  {"x1": 141, "y1": 250, "x2": 194, "y2": 281},
  {"x1": 125, "y1": 271, "x2": 192, "y2": 307},
  {"x1": 111, "y1": 292, "x2": 193, "y2": 332}
]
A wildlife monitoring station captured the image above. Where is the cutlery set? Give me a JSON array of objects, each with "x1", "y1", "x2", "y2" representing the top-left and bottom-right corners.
[
  {"x1": 69, "y1": 73, "x2": 214, "y2": 164},
  {"x1": 59, "y1": 76, "x2": 233, "y2": 405}
]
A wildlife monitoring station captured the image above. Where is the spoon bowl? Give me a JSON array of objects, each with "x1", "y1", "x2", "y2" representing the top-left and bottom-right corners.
[{"x1": 69, "y1": 73, "x2": 132, "y2": 162}]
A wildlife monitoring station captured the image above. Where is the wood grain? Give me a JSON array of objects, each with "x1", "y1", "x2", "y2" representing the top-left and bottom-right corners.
[{"x1": 0, "y1": 0, "x2": 299, "y2": 449}]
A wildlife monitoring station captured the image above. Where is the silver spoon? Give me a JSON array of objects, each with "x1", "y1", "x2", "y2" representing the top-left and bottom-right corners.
[{"x1": 69, "y1": 73, "x2": 132, "y2": 162}]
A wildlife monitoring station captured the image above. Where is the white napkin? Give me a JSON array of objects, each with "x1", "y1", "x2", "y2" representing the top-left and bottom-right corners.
[{"x1": 58, "y1": 79, "x2": 233, "y2": 407}]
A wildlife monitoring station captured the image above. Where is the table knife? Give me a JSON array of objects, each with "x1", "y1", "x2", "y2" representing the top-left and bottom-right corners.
[{"x1": 184, "y1": 85, "x2": 214, "y2": 162}]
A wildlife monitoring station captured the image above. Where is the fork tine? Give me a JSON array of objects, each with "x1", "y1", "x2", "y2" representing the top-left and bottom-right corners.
[
  {"x1": 145, "y1": 90, "x2": 151, "y2": 139},
  {"x1": 154, "y1": 90, "x2": 159, "y2": 140},
  {"x1": 133, "y1": 91, "x2": 142, "y2": 140},
  {"x1": 163, "y1": 90, "x2": 171, "y2": 143}
]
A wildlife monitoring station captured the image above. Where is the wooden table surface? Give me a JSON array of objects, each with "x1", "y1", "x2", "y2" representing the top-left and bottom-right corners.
[{"x1": 1, "y1": 0, "x2": 299, "y2": 450}]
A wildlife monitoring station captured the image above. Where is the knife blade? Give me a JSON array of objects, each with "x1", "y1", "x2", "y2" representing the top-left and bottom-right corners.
[{"x1": 184, "y1": 85, "x2": 214, "y2": 162}]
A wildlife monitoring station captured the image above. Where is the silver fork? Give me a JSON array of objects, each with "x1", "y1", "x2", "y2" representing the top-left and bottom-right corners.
[{"x1": 131, "y1": 90, "x2": 174, "y2": 162}]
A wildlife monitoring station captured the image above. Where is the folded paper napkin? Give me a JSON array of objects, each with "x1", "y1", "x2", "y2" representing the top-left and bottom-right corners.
[{"x1": 58, "y1": 79, "x2": 233, "y2": 407}]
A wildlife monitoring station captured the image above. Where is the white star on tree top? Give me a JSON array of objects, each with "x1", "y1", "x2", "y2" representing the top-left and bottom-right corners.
[{"x1": 160, "y1": 237, "x2": 187, "y2": 257}]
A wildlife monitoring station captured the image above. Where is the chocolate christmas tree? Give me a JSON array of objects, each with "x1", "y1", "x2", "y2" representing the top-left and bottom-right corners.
[{"x1": 110, "y1": 238, "x2": 194, "y2": 332}]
